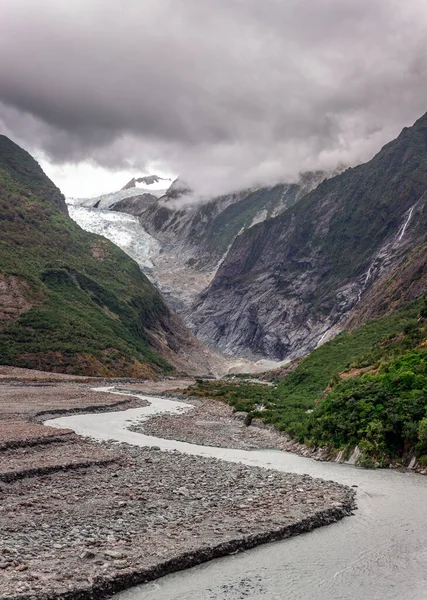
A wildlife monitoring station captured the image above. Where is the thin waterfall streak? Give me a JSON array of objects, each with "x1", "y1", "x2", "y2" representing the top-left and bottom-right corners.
[
  {"x1": 398, "y1": 206, "x2": 415, "y2": 241},
  {"x1": 316, "y1": 330, "x2": 329, "y2": 348}
]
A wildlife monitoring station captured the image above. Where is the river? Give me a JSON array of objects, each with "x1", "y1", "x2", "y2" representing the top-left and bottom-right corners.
[{"x1": 45, "y1": 388, "x2": 427, "y2": 600}]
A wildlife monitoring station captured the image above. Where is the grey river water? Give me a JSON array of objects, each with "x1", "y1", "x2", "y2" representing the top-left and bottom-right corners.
[{"x1": 45, "y1": 388, "x2": 427, "y2": 600}]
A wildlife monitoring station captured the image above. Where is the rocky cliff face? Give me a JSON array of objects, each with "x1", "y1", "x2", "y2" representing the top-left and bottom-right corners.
[
  {"x1": 187, "y1": 113, "x2": 427, "y2": 359},
  {"x1": 0, "y1": 136, "x2": 223, "y2": 377},
  {"x1": 342, "y1": 240, "x2": 427, "y2": 331}
]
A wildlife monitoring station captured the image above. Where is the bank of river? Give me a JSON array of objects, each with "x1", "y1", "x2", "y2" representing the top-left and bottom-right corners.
[{"x1": 46, "y1": 388, "x2": 427, "y2": 600}]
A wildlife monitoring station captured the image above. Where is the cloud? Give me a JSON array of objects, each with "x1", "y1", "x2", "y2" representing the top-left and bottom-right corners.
[{"x1": 1, "y1": 0, "x2": 427, "y2": 197}]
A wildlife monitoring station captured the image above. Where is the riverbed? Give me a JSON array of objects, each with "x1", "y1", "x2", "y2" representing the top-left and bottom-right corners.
[{"x1": 46, "y1": 388, "x2": 427, "y2": 600}]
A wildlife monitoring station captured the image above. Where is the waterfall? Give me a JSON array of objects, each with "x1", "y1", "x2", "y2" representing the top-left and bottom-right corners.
[
  {"x1": 356, "y1": 200, "x2": 421, "y2": 304},
  {"x1": 397, "y1": 205, "x2": 415, "y2": 241}
]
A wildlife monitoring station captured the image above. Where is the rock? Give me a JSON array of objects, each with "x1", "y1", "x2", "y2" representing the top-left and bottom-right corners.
[
  {"x1": 113, "y1": 559, "x2": 129, "y2": 569},
  {"x1": 233, "y1": 412, "x2": 248, "y2": 421},
  {"x1": 0, "y1": 426, "x2": 354, "y2": 600},
  {"x1": 105, "y1": 550, "x2": 125, "y2": 559},
  {"x1": 250, "y1": 419, "x2": 266, "y2": 429}
]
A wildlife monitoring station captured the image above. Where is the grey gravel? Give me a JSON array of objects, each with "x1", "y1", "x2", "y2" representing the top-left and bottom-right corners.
[{"x1": 1, "y1": 440, "x2": 354, "y2": 600}]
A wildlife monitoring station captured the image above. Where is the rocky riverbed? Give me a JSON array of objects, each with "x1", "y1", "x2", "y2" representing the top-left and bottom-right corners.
[
  {"x1": 1, "y1": 441, "x2": 354, "y2": 600},
  {"x1": 0, "y1": 371, "x2": 355, "y2": 600},
  {"x1": 132, "y1": 395, "x2": 295, "y2": 451}
]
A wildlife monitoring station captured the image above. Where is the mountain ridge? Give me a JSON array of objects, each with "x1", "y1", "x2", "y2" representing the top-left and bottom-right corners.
[
  {"x1": 187, "y1": 111, "x2": 427, "y2": 359},
  {"x1": 0, "y1": 136, "x2": 222, "y2": 377}
]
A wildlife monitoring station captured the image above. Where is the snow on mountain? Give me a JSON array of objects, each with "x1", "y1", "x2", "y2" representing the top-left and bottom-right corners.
[
  {"x1": 122, "y1": 175, "x2": 172, "y2": 190},
  {"x1": 69, "y1": 175, "x2": 172, "y2": 210},
  {"x1": 69, "y1": 187, "x2": 161, "y2": 210}
]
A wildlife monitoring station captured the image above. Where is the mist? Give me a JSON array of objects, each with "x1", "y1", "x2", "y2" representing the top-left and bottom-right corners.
[{"x1": 1, "y1": 0, "x2": 427, "y2": 198}]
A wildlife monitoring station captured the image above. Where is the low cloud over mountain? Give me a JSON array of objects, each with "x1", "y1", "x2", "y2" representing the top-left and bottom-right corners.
[{"x1": 1, "y1": 0, "x2": 427, "y2": 197}]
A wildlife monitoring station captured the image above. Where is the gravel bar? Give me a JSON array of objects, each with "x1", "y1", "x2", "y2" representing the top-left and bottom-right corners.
[{"x1": 1, "y1": 440, "x2": 355, "y2": 600}]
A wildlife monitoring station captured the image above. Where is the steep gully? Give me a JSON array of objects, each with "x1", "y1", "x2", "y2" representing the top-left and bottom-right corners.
[
  {"x1": 354, "y1": 194, "x2": 423, "y2": 306},
  {"x1": 46, "y1": 388, "x2": 427, "y2": 600}
]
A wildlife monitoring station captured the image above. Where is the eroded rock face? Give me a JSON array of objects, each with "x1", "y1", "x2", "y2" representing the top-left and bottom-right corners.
[
  {"x1": 0, "y1": 275, "x2": 35, "y2": 323},
  {"x1": 343, "y1": 241, "x2": 427, "y2": 331},
  {"x1": 187, "y1": 113, "x2": 427, "y2": 359}
]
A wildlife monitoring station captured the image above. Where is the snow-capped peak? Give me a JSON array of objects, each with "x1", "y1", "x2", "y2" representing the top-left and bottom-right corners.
[
  {"x1": 122, "y1": 175, "x2": 172, "y2": 191},
  {"x1": 69, "y1": 175, "x2": 173, "y2": 210}
]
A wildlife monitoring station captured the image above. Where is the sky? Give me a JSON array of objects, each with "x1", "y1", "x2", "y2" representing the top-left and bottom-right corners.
[{"x1": 1, "y1": 0, "x2": 427, "y2": 199}]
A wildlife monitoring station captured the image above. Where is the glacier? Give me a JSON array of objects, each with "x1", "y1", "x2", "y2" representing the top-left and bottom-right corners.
[{"x1": 68, "y1": 203, "x2": 160, "y2": 273}]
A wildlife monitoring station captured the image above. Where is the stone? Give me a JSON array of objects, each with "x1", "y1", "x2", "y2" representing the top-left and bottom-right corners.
[{"x1": 105, "y1": 550, "x2": 125, "y2": 559}]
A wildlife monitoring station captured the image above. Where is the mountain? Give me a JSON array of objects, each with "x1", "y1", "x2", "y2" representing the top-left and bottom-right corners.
[
  {"x1": 70, "y1": 173, "x2": 172, "y2": 212},
  {"x1": 108, "y1": 172, "x2": 328, "y2": 310},
  {"x1": 0, "y1": 135, "x2": 223, "y2": 377},
  {"x1": 187, "y1": 112, "x2": 427, "y2": 359},
  {"x1": 71, "y1": 188, "x2": 159, "y2": 211},
  {"x1": 124, "y1": 172, "x2": 328, "y2": 270},
  {"x1": 121, "y1": 174, "x2": 172, "y2": 190}
]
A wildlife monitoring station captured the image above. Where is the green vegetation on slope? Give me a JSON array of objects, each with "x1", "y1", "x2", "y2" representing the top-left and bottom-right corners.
[
  {"x1": 190, "y1": 297, "x2": 427, "y2": 465},
  {"x1": 0, "y1": 136, "x2": 174, "y2": 376},
  {"x1": 195, "y1": 184, "x2": 300, "y2": 261},
  {"x1": 311, "y1": 346, "x2": 427, "y2": 467}
]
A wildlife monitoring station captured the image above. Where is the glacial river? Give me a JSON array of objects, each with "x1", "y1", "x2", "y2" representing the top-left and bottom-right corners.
[{"x1": 45, "y1": 388, "x2": 427, "y2": 600}]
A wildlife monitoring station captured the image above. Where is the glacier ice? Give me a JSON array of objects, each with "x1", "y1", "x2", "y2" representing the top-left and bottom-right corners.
[{"x1": 68, "y1": 204, "x2": 160, "y2": 272}]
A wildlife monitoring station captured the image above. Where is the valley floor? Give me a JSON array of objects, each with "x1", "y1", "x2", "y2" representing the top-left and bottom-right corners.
[
  {"x1": 135, "y1": 394, "x2": 297, "y2": 451},
  {"x1": 0, "y1": 370, "x2": 354, "y2": 600}
]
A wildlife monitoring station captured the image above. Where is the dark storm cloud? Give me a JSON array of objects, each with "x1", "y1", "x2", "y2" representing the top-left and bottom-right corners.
[{"x1": 1, "y1": 0, "x2": 427, "y2": 196}]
